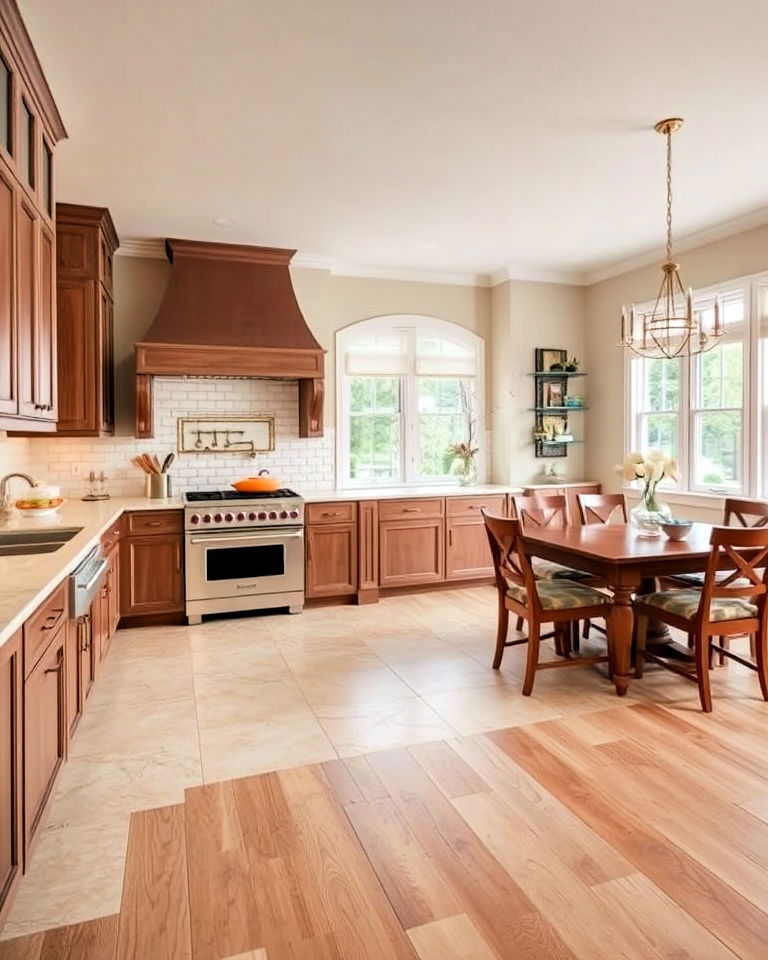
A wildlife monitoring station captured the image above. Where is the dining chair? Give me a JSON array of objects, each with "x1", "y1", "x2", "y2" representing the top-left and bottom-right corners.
[
  {"x1": 634, "y1": 526, "x2": 768, "y2": 712},
  {"x1": 575, "y1": 493, "x2": 627, "y2": 640},
  {"x1": 577, "y1": 492, "x2": 627, "y2": 526},
  {"x1": 509, "y1": 494, "x2": 594, "y2": 648},
  {"x1": 667, "y1": 497, "x2": 768, "y2": 661},
  {"x1": 483, "y1": 512, "x2": 614, "y2": 695}
]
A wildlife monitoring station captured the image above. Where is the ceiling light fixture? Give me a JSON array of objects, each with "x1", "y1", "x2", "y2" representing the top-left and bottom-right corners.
[{"x1": 618, "y1": 118, "x2": 724, "y2": 359}]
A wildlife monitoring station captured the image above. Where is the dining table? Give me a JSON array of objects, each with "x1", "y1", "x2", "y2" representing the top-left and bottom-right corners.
[{"x1": 520, "y1": 521, "x2": 722, "y2": 696}]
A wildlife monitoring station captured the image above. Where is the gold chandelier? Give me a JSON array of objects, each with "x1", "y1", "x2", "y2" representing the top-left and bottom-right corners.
[{"x1": 618, "y1": 118, "x2": 724, "y2": 359}]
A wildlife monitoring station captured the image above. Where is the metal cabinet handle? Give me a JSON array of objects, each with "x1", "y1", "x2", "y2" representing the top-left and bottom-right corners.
[
  {"x1": 44, "y1": 662, "x2": 62, "y2": 675},
  {"x1": 403, "y1": 508, "x2": 420, "y2": 513},
  {"x1": 147, "y1": 521, "x2": 162, "y2": 527}
]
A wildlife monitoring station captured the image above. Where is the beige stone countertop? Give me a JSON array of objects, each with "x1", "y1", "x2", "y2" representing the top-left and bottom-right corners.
[
  {"x1": 0, "y1": 496, "x2": 183, "y2": 647},
  {"x1": 302, "y1": 484, "x2": 522, "y2": 503}
]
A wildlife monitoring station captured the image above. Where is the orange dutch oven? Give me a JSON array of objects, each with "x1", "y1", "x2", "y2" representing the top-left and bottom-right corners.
[{"x1": 231, "y1": 469, "x2": 281, "y2": 493}]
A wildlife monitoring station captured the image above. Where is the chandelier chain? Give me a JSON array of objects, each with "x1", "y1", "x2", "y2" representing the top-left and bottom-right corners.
[{"x1": 665, "y1": 127, "x2": 673, "y2": 263}]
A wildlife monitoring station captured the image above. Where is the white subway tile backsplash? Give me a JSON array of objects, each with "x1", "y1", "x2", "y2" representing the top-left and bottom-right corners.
[{"x1": 2, "y1": 378, "x2": 335, "y2": 498}]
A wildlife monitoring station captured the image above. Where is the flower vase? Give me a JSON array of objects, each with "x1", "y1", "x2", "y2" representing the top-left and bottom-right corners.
[
  {"x1": 456, "y1": 458, "x2": 478, "y2": 487},
  {"x1": 630, "y1": 486, "x2": 672, "y2": 538}
]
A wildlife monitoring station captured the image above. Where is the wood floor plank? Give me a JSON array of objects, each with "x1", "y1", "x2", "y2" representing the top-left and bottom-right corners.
[
  {"x1": 407, "y1": 742, "x2": 487, "y2": 799},
  {"x1": 449, "y1": 735, "x2": 633, "y2": 886},
  {"x1": 338, "y1": 755, "x2": 390, "y2": 801},
  {"x1": 276, "y1": 764, "x2": 417, "y2": 959},
  {"x1": 343, "y1": 797, "x2": 461, "y2": 929},
  {"x1": 406, "y1": 914, "x2": 499, "y2": 960},
  {"x1": 44, "y1": 916, "x2": 119, "y2": 960},
  {"x1": 591, "y1": 873, "x2": 740, "y2": 960},
  {"x1": 232, "y1": 771, "x2": 329, "y2": 945},
  {"x1": 493, "y1": 725, "x2": 768, "y2": 960},
  {"x1": 0, "y1": 917, "x2": 119, "y2": 960},
  {"x1": 320, "y1": 760, "x2": 365, "y2": 806},
  {"x1": 452, "y1": 791, "x2": 659, "y2": 960},
  {"x1": 184, "y1": 782, "x2": 264, "y2": 960},
  {"x1": 590, "y1": 703, "x2": 768, "y2": 803},
  {"x1": 116, "y1": 804, "x2": 191, "y2": 960},
  {"x1": 366, "y1": 747, "x2": 580, "y2": 960}
]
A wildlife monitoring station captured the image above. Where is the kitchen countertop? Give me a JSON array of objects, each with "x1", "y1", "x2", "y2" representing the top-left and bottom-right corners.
[
  {"x1": 0, "y1": 496, "x2": 183, "y2": 647},
  {"x1": 302, "y1": 484, "x2": 522, "y2": 503}
]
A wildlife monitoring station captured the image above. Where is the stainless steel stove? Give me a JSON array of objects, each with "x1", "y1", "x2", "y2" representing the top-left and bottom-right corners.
[{"x1": 183, "y1": 488, "x2": 304, "y2": 624}]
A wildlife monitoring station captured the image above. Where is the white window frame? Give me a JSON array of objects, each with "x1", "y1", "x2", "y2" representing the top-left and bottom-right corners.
[
  {"x1": 336, "y1": 315, "x2": 485, "y2": 488},
  {"x1": 625, "y1": 270, "x2": 767, "y2": 500}
]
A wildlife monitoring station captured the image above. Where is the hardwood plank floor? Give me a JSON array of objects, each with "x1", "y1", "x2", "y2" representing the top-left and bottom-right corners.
[{"x1": 3, "y1": 699, "x2": 768, "y2": 958}]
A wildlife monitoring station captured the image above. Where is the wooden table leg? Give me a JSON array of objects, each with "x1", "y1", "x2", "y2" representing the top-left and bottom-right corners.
[{"x1": 608, "y1": 584, "x2": 634, "y2": 696}]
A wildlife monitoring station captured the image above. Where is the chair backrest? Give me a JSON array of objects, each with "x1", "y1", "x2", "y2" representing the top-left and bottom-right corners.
[
  {"x1": 482, "y1": 512, "x2": 536, "y2": 601},
  {"x1": 578, "y1": 493, "x2": 627, "y2": 526},
  {"x1": 698, "y1": 526, "x2": 768, "y2": 624},
  {"x1": 510, "y1": 494, "x2": 570, "y2": 529},
  {"x1": 724, "y1": 497, "x2": 768, "y2": 528}
]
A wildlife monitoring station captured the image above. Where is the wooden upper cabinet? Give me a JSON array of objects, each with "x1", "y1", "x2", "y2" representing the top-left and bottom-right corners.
[
  {"x1": 0, "y1": 162, "x2": 15, "y2": 416},
  {"x1": 0, "y1": 1, "x2": 66, "y2": 433},
  {"x1": 52, "y1": 204, "x2": 118, "y2": 436}
]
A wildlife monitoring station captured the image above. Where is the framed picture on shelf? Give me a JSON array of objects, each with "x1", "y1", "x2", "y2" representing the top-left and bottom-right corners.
[
  {"x1": 535, "y1": 348, "x2": 567, "y2": 372},
  {"x1": 544, "y1": 382, "x2": 564, "y2": 407}
]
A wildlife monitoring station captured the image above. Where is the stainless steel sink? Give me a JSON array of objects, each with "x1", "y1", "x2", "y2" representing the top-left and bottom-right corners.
[{"x1": 0, "y1": 527, "x2": 82, "y2": 556}]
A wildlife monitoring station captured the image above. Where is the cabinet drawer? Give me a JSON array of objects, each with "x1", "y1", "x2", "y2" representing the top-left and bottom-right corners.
[
  {"x1": 23, "y1": 580, "x2": 68, "y2": 677},
  {"x1": 378, "y1": 498, "x2": 444, "y2": 521},
  {"x1": 522, "y1": 487, "x2": 564, "y2": 498},
  {"x1": 100, "y1": 519, "x2": 121, "y2": 555},
  {"x1": 306, "y1": 502, "x2": 357, "y2": 525},
  {"x1": 124, "y1": 510, "x2": 182, "y2": 536},
  {"x1": 446, "y1": 495, "x2": 506, "y2": 518}
]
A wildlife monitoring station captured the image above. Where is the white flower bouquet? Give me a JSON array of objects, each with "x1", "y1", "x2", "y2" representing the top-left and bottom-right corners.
[{"x1": 614, "y1": 450, "x2": 679, "y2": 536}]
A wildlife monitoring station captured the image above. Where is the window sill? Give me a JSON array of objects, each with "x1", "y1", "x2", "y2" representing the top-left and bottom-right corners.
[{"x1": 622, "y1": 486, "x2": 728, "y2": 508}]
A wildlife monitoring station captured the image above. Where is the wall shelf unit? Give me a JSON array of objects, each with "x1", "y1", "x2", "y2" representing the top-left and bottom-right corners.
[{"x1": 531, "y1": 355, "x2": 587, "y2": 458}]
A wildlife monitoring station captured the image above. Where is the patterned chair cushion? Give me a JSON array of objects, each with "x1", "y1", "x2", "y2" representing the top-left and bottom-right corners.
[
  {"x1": 507, "y1": 581, "x2": 610, "y2": 611},
  {"x1": 532, "y1": 558, "x2": 593, "y2": 582},
  {"x1": 640, "y1": 589, "x2": 758, "y2": 622},
  {"x1": 668, "y1": 572, "x2": 752, "y2": 588}
]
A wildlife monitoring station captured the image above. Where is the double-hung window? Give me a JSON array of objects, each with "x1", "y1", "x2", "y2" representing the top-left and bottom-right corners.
[
  {"x1": 627, "y1": 272, "x2": 766, "y2": 497},
  {"x1": 337, "y1": 316, "x2": 484, "y2": 487}
]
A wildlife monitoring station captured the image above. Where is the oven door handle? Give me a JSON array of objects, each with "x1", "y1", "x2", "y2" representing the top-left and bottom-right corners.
[{"x1": 188, "y1": 531, "x2": 304, "y2": 544}]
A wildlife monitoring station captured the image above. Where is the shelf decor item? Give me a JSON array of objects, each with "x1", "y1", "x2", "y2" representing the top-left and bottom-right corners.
[
  {"x1": 615, "y1": 451, "x2": 677, "y2": 538},
  {"x1": 617, "y1": 118, "x2": 725, "y2": 360},
  {"x1": 535, "y1": 348, "x2": 567, "y2": 372}
]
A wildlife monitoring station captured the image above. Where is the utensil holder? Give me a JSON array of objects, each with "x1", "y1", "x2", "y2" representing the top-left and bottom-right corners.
[{"x1": 146, "y1": 474, "x2": 172, "y2": 499}]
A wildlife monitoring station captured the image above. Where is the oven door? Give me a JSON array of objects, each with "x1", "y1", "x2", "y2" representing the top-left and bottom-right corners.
[{"x1": 185, "y1": 527, "x2": 304, "y2": 601}]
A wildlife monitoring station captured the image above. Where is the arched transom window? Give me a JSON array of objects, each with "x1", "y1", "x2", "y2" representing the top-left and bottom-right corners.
[{"x1": 336, "y1": 315, "x2": 485, "y2": 486}]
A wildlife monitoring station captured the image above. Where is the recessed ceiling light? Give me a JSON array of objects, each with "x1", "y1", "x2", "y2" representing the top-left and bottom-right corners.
[{"x1": 212, "y1": 216, "x2": 235, "y2": 227}]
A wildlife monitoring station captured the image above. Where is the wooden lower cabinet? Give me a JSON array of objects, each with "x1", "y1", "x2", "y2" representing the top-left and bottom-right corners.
[
  {"x1": 446, "y1": 518, "x2": 494, "y2": 580},
  {"x1": 306, "y1": 523, "x2": 357, "y2": 598},
  {"x1": 24, "y1": 624, "x2": 66, "y2": 854},
  {"x1": 0, "y1": 630, "x2": 22, "y2": 922},
  {"x1": 379, "y1": 518, "x2": 444, "y2": 588},
  {"x1": 120, "y1": 527, "x2": 184, "y2": 619}
]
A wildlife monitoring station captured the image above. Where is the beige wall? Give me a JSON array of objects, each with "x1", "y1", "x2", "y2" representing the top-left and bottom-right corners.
[
  {"x1": 491, "y1": 279, "x2": 586, "y2": 485},
  {"x1": 111, "y1": 257, "x2": 492, "y2": 435},
  {"x1": 584, "y1": 223, "x2": 768, "y2": 509}
]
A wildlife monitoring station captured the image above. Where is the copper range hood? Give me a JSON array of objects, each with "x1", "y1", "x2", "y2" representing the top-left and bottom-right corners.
[{"x1": 134, "y1": 239, "x2": 325, "y2": 438}]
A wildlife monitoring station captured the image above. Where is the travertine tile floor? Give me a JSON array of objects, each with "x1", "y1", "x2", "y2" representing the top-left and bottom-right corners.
[{"x1": 3, "y1": 585, "x2": 761, "y2": 938}]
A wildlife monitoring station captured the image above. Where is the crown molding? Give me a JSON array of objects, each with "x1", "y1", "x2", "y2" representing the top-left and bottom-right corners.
[
  {"x1": 326, "y1": 261, "x2": 488, "y2": 287},
  {"x1": 116, "y1": 238, "x2": 166, "y2": 259},
  {"x1": 584, "y1": 206, "x2": 768, "y2": 286},
  {"x1": 488, "y1": 265, "x2": 586, "y2": 287}
]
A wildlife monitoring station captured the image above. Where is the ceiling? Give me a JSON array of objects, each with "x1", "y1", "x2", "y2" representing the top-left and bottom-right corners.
[{"x1": 21, "y1": 0, "x2": 768, "y2": 283}]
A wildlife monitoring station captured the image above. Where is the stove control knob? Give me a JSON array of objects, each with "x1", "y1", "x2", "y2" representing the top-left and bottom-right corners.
[
  {"x1": 258, "y1": 512, "x2": 267, "y2": 521},
  {"x1": 247, "y1": 512, "x2": 257, "y2": 521},
  {"x1": 289, "y1": 509, "x2": 299, "y2": 519},
  {"x1": 202, "y1": 514, "x2": 212, "y2": 523},
  {"x1": 213, "y1": 513, "x2": 223, "y2": 523},
  {"x1": 190, "y1": 514, "x2": 200, "y2": 524},
  {"x1": 236, "y1": 512, "x2": 245, "y2": 522},
  {"x1": 268, "y1": 511, "x2": 278, "y2": 520},
  {"x1": 224, "y1": 512, "x2": 234, "y2": 522},
  {"x1": 279, "y1": 510, "x2": 288, "y2": 519}
]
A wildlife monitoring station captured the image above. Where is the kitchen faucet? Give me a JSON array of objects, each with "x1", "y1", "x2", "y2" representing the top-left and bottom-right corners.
[{"x1": 0, "y1": 473, "x2": 38, "y2": 519}]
